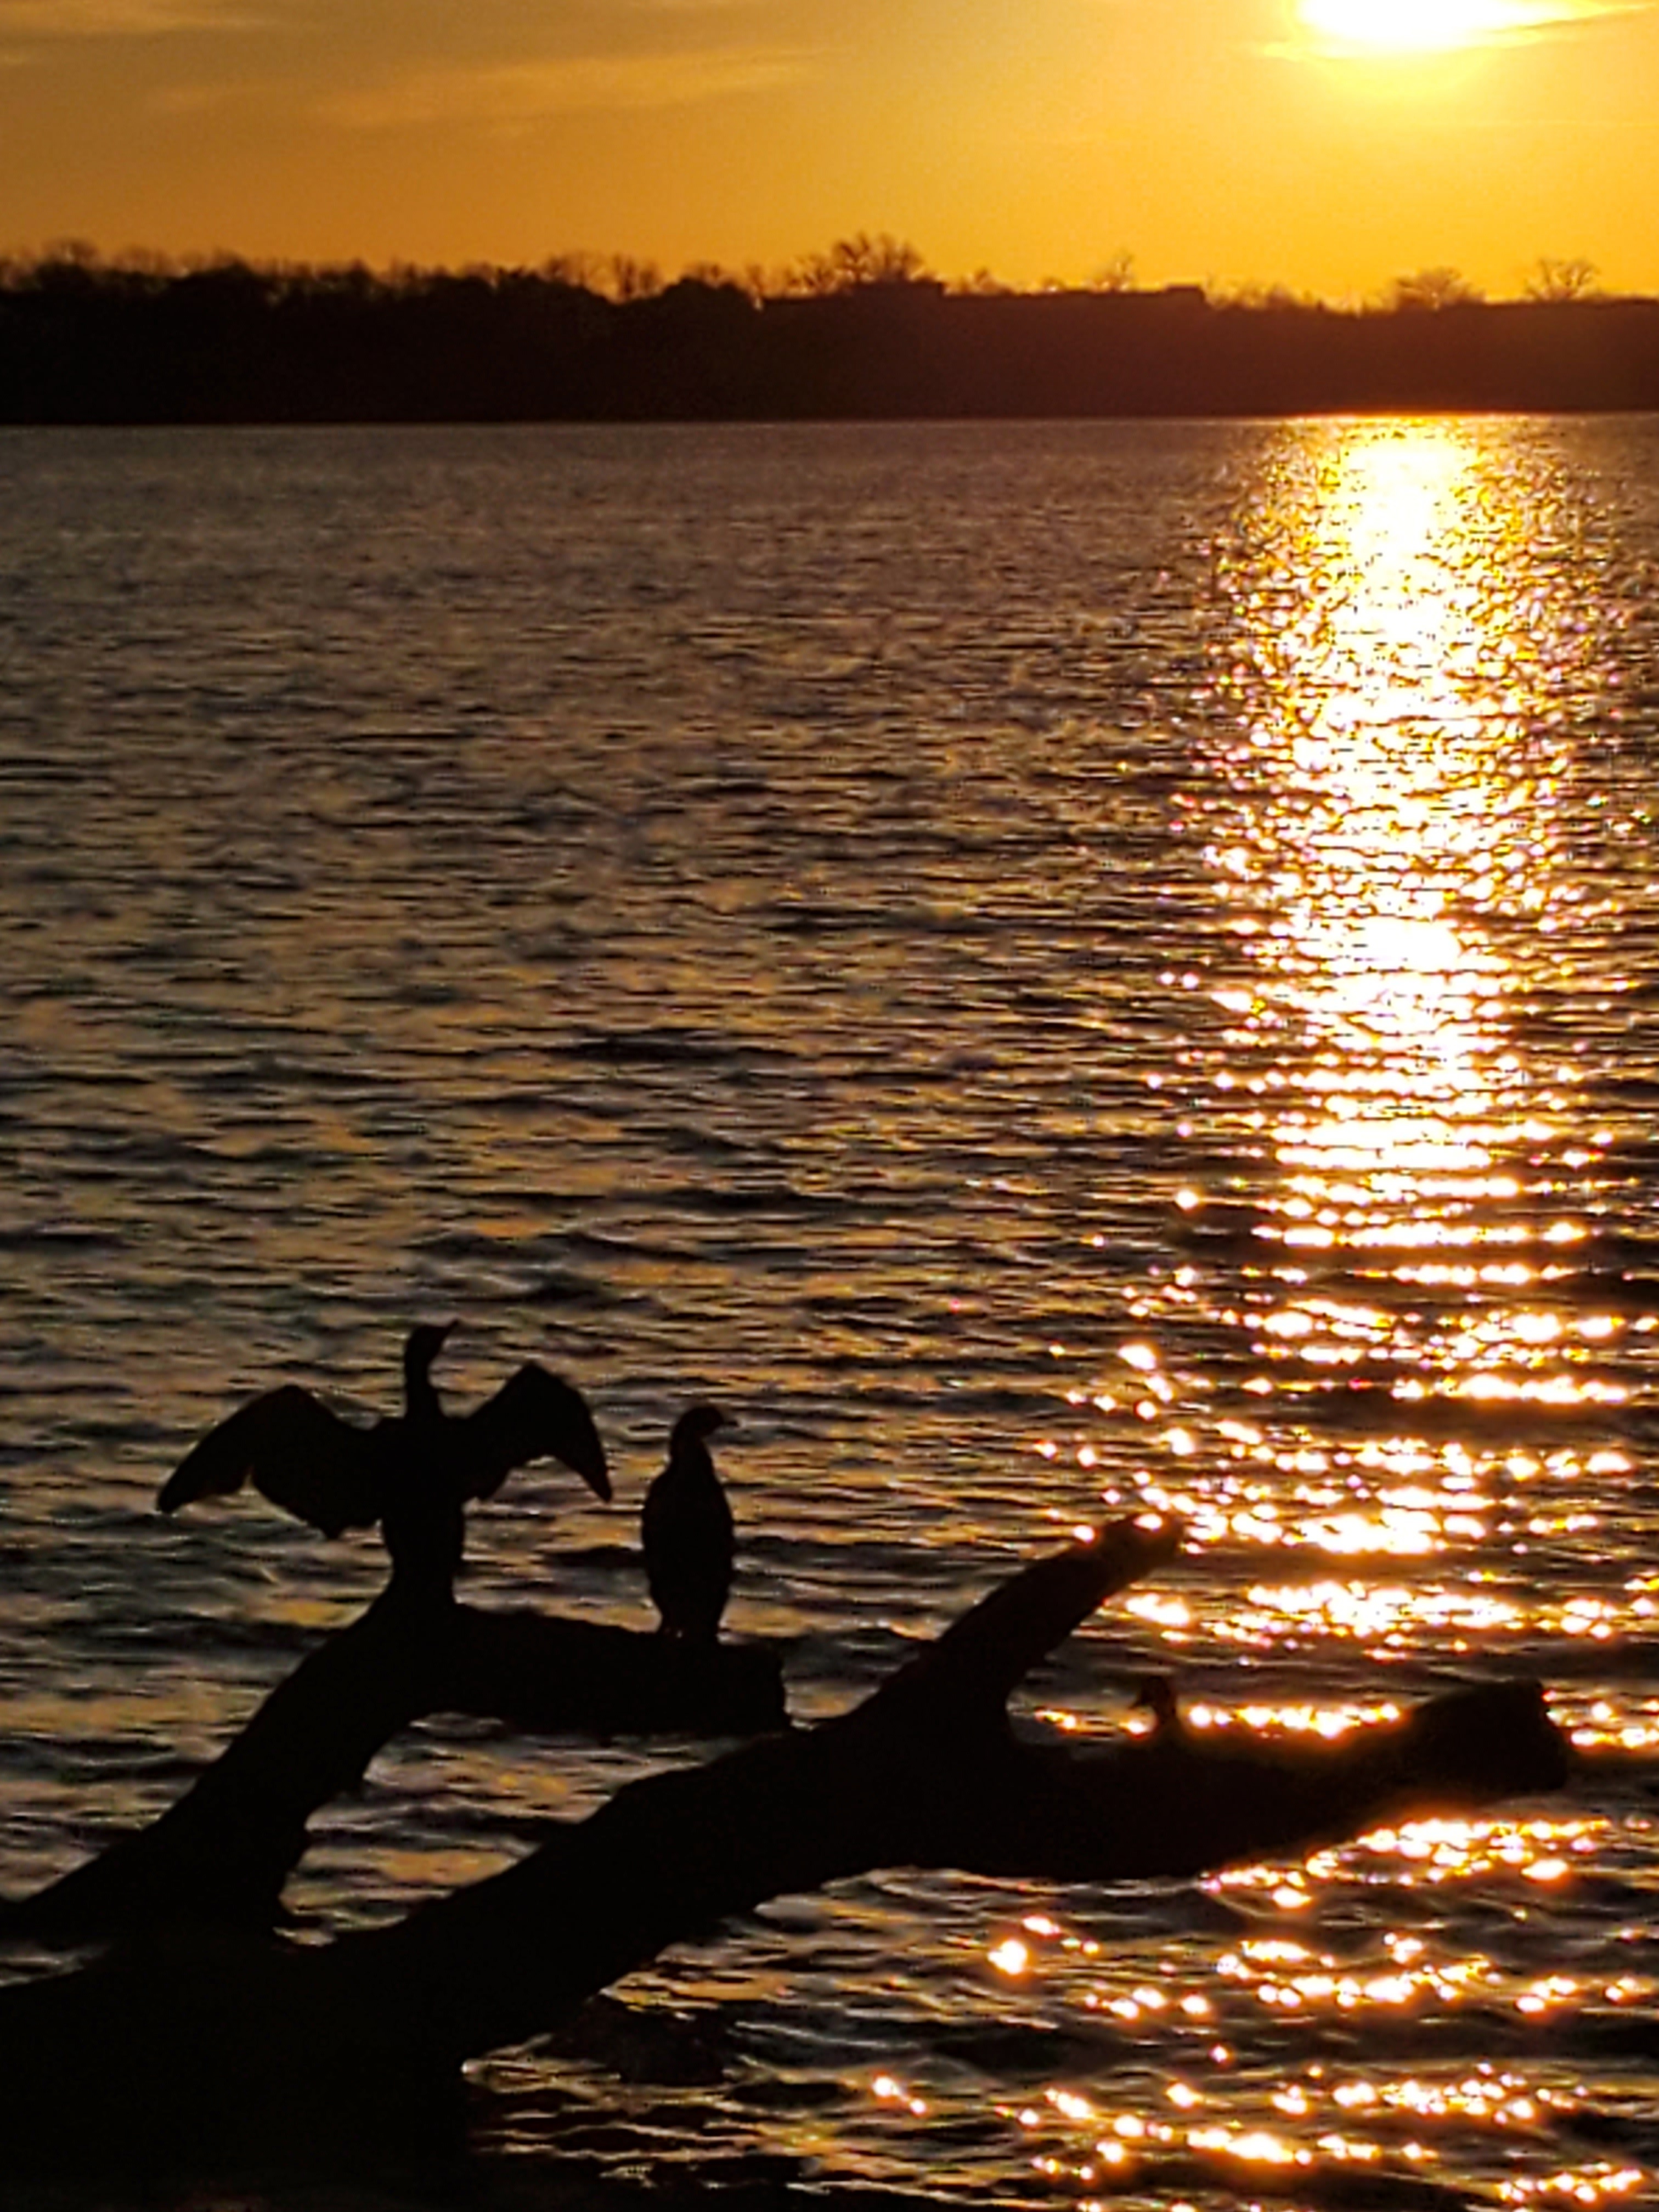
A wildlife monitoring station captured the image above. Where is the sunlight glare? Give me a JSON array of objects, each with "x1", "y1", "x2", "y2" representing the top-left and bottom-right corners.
[{"x1": 1300, "y1": 0, "x2": 1552, "y2": 51}]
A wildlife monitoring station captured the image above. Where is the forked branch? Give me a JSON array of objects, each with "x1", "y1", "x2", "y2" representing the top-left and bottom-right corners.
[{"x1": 0, "y1": 1520, "x2": 1570, "y2": 2174}]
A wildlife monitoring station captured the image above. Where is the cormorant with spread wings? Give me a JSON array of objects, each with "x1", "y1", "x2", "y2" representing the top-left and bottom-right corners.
[{"x1": 159, "y1": 1322, "x2": 610, "y2": 1590}]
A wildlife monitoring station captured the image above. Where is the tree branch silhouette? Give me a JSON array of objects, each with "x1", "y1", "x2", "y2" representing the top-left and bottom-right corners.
[
  {"x1": 0, "y1": 1519, "x2": 1570, "y2": 2174},
  {"x1": 1, "y1": 1589, "x2": 786, "y2": 1948}
]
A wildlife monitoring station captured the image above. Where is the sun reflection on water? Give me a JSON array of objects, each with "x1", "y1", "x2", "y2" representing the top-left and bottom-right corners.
[
  {"x1": 1007, "y1": 424, "x2": 1658, "y2": 2211},
  {"x1": 1203, "y1": 425, "x2": 1622, "y2": 1456},
  {"x1": 962, "y1": 1889, "x2": 1655, "y2": 2210},
  {"x1": 1037, "y1": 422, "x2": 1644, "y2": 1582}
]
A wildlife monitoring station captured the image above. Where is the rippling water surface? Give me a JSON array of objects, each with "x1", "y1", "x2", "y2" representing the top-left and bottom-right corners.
[{"x1": 4, "y1": 416, "x2": 1659, "y2": 2210}]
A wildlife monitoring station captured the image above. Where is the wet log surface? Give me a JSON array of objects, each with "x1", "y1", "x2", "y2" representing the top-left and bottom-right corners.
[{"x1": 0, "y1": 1521, "x2": 1571, "y2": 2177}]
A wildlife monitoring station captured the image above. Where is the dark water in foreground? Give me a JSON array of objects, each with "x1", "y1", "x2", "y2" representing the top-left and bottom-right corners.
[{"x1": 4, "y1": 417, "x2": 1659, "y2": 2208}]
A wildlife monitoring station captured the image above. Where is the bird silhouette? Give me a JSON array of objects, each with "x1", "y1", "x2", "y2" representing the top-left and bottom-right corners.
[
  {"x1": 159, "y1": 1322, "x2": 610, "y2": 1592},
  {"x1": 1129, "y1": 1672, "x2": 1182, "y2": 1739},
  {"x1": 641, "y1": 1403, "x2": 734, "y2": 1644}
]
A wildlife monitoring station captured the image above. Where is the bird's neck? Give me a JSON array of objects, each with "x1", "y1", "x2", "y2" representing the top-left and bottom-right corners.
[{"x1": 405, "y1": 1365, "x2": 443, "y2": 1425}]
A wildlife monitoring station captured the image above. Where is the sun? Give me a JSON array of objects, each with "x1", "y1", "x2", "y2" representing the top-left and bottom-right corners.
[{"x1": 1299, "y1": 0, "x2": 1542, "y2": 50}]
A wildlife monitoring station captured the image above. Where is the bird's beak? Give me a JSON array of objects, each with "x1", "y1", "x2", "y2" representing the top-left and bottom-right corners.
[{"x1": 555, "y1": 1385, "x2": 611, "y2": 1501}]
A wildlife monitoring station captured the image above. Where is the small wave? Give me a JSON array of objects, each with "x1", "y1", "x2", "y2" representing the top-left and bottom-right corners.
[{"x1": 560, "y1": 1028, "x2": 797, "y2": 1071}]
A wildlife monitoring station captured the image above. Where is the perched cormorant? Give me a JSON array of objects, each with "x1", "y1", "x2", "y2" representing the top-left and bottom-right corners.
[
  {"x1": 641, "y1": 1403, "x2": 734, "y2": 1644},
  {"x1": 159, "y1": 1323, "x2": 610, "y2": 1592}
]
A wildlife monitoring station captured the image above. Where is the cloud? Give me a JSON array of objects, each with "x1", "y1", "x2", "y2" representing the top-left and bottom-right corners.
[
  {"x1": 146, "y1": 73, "x2": 256, "y2": 109},
  {"x1": 320, "y1": 44, "x2": 815, "y2": 130},
  {"x1": 1268, "y1": 0, "x2": 1655, "y2": 57},
  {"x1": 1517, "y1": 0, "x2": 1652, "y2": 17},
  {"x1": 1438, "y1": 0, "x2": 1649, "y2": 27},
  {"x1": 0, "y1": 0, "x2": 255, "y2": 31}
]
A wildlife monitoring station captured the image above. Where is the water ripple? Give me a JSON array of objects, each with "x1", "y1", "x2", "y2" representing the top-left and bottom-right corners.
[{"x1": 3, "y1": 417, "x2": 1659, "y2": 2209}]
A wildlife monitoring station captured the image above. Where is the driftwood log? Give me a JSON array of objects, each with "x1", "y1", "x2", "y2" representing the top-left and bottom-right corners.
[
  {"x1": 0, "y1": 1519, "x2": 1570, "y2": 2176},
  {"x1": 1, "y1": 1587, "x2": 787, "y2": 1948}
]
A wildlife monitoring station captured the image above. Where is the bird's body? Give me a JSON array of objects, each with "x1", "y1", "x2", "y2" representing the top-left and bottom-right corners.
[
  {"x1": 641, "y1": 1404, "x2": 734, "y2": 1644},
  {"x1": 159, "y1": 1323, "x2": 610, "y2": 1593}
]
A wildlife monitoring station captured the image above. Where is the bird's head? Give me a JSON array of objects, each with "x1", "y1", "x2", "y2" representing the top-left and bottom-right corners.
[
  {"x1": 403, "y1": 1319, "x2": 457, "y2": 1393},
  {"x1": 671, "y1": 1402, "x2": 729, "y2": 1453},
  {"x1": 1129, "y1": 1673, "x2": 1178, "y2": 1732}
]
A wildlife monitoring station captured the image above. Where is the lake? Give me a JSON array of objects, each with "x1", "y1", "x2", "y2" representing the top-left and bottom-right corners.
[{"x1": 3, "y1": 416, "x2": 1659, "y2": 2209}]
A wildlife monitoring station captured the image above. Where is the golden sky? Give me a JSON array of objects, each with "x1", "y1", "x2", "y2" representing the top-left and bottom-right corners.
[{"x1": 3, "y1": 0, "x2": 1657, "y2": 297}]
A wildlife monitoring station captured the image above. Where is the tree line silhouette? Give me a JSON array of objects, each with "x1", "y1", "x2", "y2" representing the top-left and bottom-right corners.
[{"x1": 3, "y1": 235, "x2": 1657, "y2": 421}]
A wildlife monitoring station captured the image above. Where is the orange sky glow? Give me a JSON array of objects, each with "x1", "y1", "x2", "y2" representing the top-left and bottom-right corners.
[{"x1": 2, "y1": 0, "x2": 1657, "y2": 298}]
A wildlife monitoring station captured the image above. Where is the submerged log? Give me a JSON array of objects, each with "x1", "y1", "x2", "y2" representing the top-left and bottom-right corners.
[
  {"x1": 0, "y1": 1520, "x2": 1570, "y2": 2175},
  {"x1": 0, "y1": 1587, "x2": 787, "y2": 1948}
]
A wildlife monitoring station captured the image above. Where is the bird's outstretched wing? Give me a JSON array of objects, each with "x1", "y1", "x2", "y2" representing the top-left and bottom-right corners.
[
  {"x1": 455, "y1": 1364, "x2": 611, "y2": 1503},
  {"x1": 157, "y1": 1385, "x2": 388, "y2": 1536}
]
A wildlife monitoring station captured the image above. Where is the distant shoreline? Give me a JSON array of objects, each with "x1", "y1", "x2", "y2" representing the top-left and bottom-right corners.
[{"x1": 6, "y1": 263, "x2": 1659, "y2": 424}]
